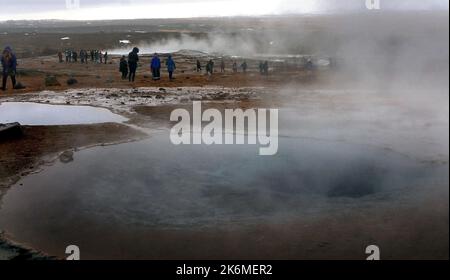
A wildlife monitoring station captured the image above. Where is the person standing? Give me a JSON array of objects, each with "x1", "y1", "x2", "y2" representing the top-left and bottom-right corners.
[
  {"x1": 206, "y1": 59, "x2": 214, "y2": 75},
  {"x1": 1, "y1": 46, "x2": 17, "y2": 91},
  {"x1": 220, "y1": 59, "x2": 225, "y2": 73},
  {"x1": 104, "y1": 51, "x2": 108, "y2": 64},
  {"x1": 232, "y1": 61, "x2": 238, "y2": 73},
  {"x1": 196, "y1": 59, "x2": 202, "y2": 72},
  {"x1": 80, "y1": 50, "x2": 85, "y2": 64},
  {"x1": 151, "y1": 53, "x2": 161, "y2": 80},
  {"x1": 84, "y1": 50, "x2": 89, "y2": 64},
  {"x1": 119, "y1": 56, "x2": 128, "y2": 80},
  {"x1": 241, "y1": 61, "x2": 248, "y2": 73},
  {"x1": 128, "y1": 47, "x2": 139, "y2": 82},
  {"x1": 166, "y1": 55, "x2": 176, "y2": 81},
  {"x1": 263, "y1": 61, "x2": 269, "y2": 75}
]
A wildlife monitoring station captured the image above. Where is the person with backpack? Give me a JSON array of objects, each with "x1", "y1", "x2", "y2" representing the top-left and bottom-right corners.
[
  {"x1": 166, "y1": 55, "x2": 176, "y2": 80},
  {"x1": 1, "y1": 46, "x2": 17, "y2": 91}
]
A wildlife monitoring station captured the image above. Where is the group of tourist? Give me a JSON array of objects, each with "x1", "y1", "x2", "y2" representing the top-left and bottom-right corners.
[
  {"x1": 120, "y1": 50, "x2": 265, "y2": 83},
  {"x1": 0, "y1": 45, "x2": 275, "y2": 93},
  {"x1": 200, "y1": 59, "x2": 260, "y2": 75},
  {"x1": 58, "y1": 49, "x2": 109, "y2": 64},
  {"x1": 119, "y1": 48, "x2": 176, "y2": 82}
]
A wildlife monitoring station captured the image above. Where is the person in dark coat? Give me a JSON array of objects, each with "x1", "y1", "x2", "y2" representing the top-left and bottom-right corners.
[
  {"x1": 151, "y1": 53, "x2": 161, "y2": 80},
  {"x1": 80, "y1": 50, "x2": 85, "y2": 64},
  {"x1": 119, "y1": 56, "x2": 129, "y2": 80},
  {"x1": 206, "y1": 60, "x2": 214, "y2": 75},
  {"x1": 104, "y1": 52, "x2": 108, "y2": 64},
  {"x1": 128, "y1": 47, "x2": 140, "y2": 82},
  {"x1": 166, "y1": 55, "x2": 176, "y2": 80},
  {"x1": 241, "y1": 61, "x2": 248, "y2": 73},
  {"x1": 263, "y1": 61, "x2": 269, "y2": 75},
  {"x1": 196, "y1": 60, "x2": 202, "y2": 72},
  {"x1": 1, "y1": 46, "x2": 17, "y2": 91},
  {"x1": 65, "y1": 50, "x2": 70, "y2": 63}
]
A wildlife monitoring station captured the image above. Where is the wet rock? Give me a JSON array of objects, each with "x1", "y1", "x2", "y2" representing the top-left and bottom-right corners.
[
  {"x1": 0, "y1": 122, "x2": 23, "y2": 140},
  {"x1": 59, "y1": 150, "x2": 74, "y2": 163},
  {"x1": 44, "y1": 75, "x2": 61, "y2": 87},
  {"x1": 14, "y1": 82, "x2": 26, "y2": 90},
  {"x1": 0, "y1": 237, "x2": 55, "y2": 260},
  {"x1": 67, "y1": 78, "x2": 78, "y2": 85}
]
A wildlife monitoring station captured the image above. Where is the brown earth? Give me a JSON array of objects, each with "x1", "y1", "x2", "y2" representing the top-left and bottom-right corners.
[{"x1": 0, "y1": 53, "x2": 321, "y2": 95}]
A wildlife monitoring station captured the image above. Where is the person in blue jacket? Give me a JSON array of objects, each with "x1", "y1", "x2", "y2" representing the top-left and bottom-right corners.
[
  {"x1": 1, "y1": 46, "x2": 17, "y2": 91},
  {"x1": 151, "y1": 53, "x2": 161, "y2": 80},
  {"x1": 166, "y1": 55, "x2": 176, "y2": 80}
]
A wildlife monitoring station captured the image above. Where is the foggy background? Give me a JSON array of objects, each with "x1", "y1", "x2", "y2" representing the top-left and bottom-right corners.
[{"x1": 0, "y1": 0, "x2": 448, "y2": 20}]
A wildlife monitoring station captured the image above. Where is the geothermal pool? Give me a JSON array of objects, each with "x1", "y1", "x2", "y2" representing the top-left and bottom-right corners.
[
  {"x1": 0, "y1": 128, "x2": 446, "y2": 259},
  {"x1": 0, "y1": 102, "x2": 127, "y2": 125}
]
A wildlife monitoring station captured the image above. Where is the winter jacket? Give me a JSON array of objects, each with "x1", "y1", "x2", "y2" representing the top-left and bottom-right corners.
[
  {"x1": 120, "y1": 59, "x2": 128, "y2": 72},
  {"x1": 151, "y1": 56, "x2": 161, "y2": 69},
  {"x1": 128, "y1": 48, "x2": 140, "y2": 65},
  {"x1": 1, "y1": 47, "x2": 17, "y2": 75},
  {"x1": 166, "y1": 57, "x2": 176, "y2": 72}
]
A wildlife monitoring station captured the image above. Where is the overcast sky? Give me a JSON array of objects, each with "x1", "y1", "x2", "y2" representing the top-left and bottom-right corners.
[{"x1": 0, "y1": 0, "x2": 448, "y2": 21}]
